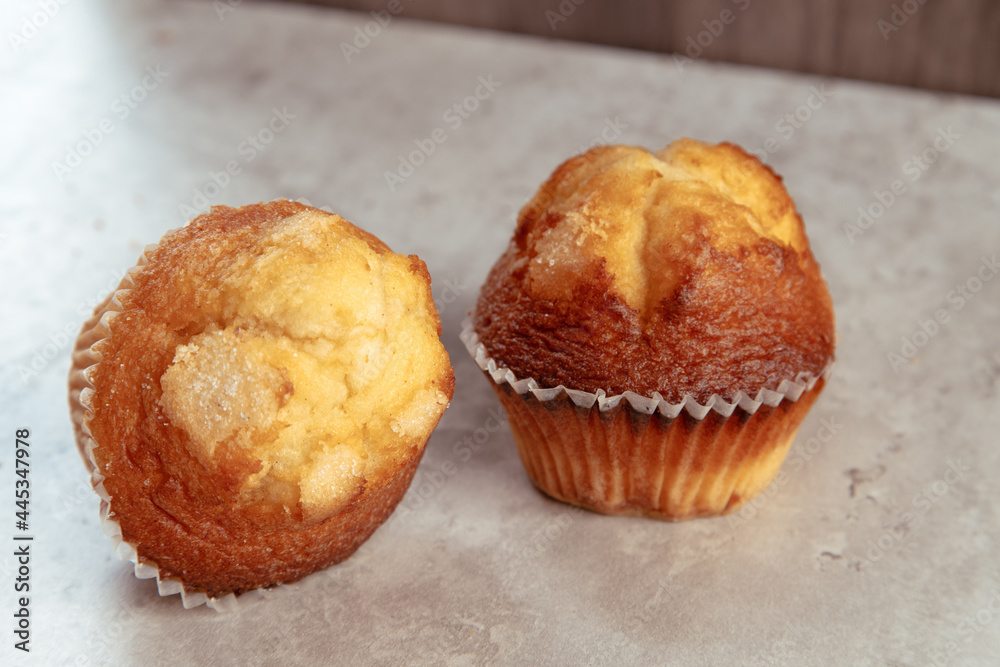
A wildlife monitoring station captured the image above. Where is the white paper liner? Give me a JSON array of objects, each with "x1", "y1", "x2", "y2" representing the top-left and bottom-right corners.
[
  {"x1": 460, "y1": 316, "x2": 832, "y2": 420},
  {"x1": 69, "y1": 232, "x2": 241, "y2": 611}
]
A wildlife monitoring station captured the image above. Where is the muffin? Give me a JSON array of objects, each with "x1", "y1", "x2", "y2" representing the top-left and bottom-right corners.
[
  {"x1": 68, "y1": 200, "x2": 454, "y2": 603},
  {"x1": 465, "y1": 140, "x2": 835, "y2": 520}
]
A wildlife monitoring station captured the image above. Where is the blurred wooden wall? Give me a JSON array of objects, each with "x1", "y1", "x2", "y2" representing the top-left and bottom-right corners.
[{"x1": 291, "y1": 0, "x2": 1000, "y2": 98}]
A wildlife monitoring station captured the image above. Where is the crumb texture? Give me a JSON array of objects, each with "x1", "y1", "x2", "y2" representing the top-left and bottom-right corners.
[
  {"x1": 475, "y1": 140, "x2": 835, "y2": 402},
  {"x1": 82, "y1": 201, "x2": 454, "y2": 595}
]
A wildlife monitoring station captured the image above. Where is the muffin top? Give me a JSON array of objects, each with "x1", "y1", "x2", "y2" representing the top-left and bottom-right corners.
[
  {"x1": 85, "y1": 201, "x2": 453, "y2": 533},
  {"x1": 474, "y1": 140, "x2": 835, "y2": 403}
]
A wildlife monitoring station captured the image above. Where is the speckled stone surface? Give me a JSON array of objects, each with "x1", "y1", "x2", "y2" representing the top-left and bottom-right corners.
[{"x1": 2, "y1": 0, "x2": 1000, "y2": 665}]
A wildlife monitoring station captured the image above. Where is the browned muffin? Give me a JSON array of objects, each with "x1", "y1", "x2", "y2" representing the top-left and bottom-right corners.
[
  {"x1": 467, "y1": 140, "x2": 835, "y2": 520},
  {"x1": 69, "y1": 201, "x2": 454, "y2": 600}
]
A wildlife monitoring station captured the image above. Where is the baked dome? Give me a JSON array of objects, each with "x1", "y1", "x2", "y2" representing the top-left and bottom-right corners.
[
  {"x1": 474, "y1": 139, "x2": 835, "y2": 403},
  {"x1": 71, "y1": 200, "x2": 453, "y2": 596}
]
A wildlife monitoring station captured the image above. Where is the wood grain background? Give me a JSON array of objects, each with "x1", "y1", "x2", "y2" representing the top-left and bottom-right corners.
[{"x1": 287, "y1": 0, "x2": 1000, "y2": 98}]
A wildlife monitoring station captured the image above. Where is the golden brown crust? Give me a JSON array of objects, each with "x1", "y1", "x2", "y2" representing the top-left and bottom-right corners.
[
  {"x1": 474, "y1": 141, "x2": 835, "y2": 403},
  {"x1": 71, "y1": 201, "x2": 454, "y2": 597}
]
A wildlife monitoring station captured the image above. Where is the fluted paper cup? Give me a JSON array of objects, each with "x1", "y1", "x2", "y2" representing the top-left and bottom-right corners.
[
  {"x1": 461, "y1": 317, "x2": 830, "y2": 520},
  {"x1": 67, "y1": 239, "x2": 238, "y2": 609}
]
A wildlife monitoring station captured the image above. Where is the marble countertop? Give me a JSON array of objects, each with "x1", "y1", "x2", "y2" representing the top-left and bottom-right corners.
[{"x1": 2, "y1": 0, "x2": 1000, "y2": 664}]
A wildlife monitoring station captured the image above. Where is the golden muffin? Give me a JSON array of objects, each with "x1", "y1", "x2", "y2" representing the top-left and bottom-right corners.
[
  {"x1": 69, "y1": 200, "x2": 454, "y2": 601},
  {"x1": 466, "y1": 140, "x2": 835, "y2": 520}
]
